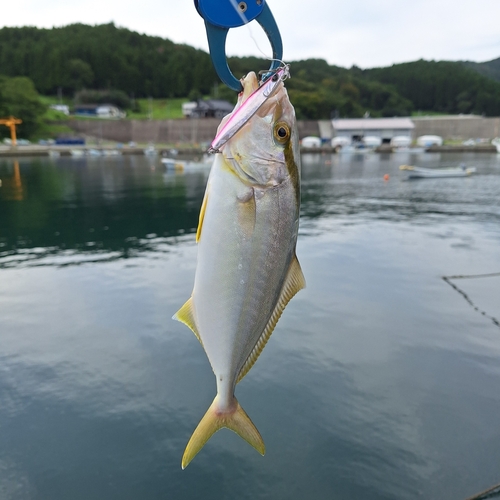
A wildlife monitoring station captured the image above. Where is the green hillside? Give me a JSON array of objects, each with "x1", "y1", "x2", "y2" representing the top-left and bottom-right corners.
[
  {"x1": 0, "y1": 23, "x2": 216, "y2": 98},
  {"x1": 1, "y1": 23, "x2": 500, "y2": 138},
  {"x1": 364, "y1": 60, "x2": 500, "y2": 115},
  {"x1": 463, "y1": 57, "x2": 500, "y2": 83}
]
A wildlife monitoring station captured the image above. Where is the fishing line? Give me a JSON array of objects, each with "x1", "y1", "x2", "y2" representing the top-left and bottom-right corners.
[{"x1": 227, "y1": 0, "x2": 279, "y2": 66}]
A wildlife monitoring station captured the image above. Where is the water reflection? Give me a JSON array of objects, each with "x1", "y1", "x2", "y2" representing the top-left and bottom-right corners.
[
  {"x1": 0, "y1": 160, "x2": 24, "y2": 201},
  {"x1": 0, "y1": 157, "x2": 209, "y2": 267},
  {"x1": 301, "y1": 152, "x2": 500, "y2": 227},
  {"x1": 1, "y1": 153, "x2": 499, "y2": 268},
  {"x1": 0, "y1": 153, "x2": 500, "y2": 500}
]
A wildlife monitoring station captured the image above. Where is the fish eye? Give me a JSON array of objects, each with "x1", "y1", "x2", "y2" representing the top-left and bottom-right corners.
[{"x1": 274, "y1": 123, "x2": 290, "y2": 143}]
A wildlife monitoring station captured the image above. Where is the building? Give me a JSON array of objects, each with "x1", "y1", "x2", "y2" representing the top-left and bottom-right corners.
[
  {"x1": 73, "y1": 104, "x2": 125, "y2": 119},
  {"x1": 332, "y1": 117, "x2": 415, "y2": 144},
  {"x1": 183, "y1": 99, "x2": 234, "y2": 119},
  {"x1": 50, "y1": 104, "x2": 70, "y2": 115}
]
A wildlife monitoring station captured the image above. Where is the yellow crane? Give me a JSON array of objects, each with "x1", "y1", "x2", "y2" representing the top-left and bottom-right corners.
[{"x1": 0, "y1": 116, "x2": 22, "y2": 146}]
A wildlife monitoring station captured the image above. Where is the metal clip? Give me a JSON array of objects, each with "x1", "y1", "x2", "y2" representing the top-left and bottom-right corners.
[{"x1": 195, "y1": 0, "x2": 283, "y2": 92}]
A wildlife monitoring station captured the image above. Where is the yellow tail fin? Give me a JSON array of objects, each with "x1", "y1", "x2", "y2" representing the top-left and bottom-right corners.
[{"x1": 181, "y1": 395, "x2": 265, "y2": 469}]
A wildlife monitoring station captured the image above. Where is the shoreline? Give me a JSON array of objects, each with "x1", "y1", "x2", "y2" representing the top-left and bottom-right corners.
[{"x1": 0, "y1": 143, "x2": 498, "y2": 158}]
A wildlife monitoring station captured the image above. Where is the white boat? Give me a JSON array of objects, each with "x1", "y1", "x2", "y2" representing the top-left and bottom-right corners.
[
  {"x1": 161, "y1": 157, "x2": 210, "y2": 172},
  {"x1": 102, "y1": 149, "x2": 122, "y2": 157},
  {"x1": 70, "y1": 149, "x2": 85, "y2": 157},
  {"x1": 400, "y1": 164, "x2": 477, "y2": 179},
  {"x1": 144, "y1": 144, "x2": 158, "y2": 157},
  {"x1": 363, "y1": 136, "x2": 382, "y2": 148},
  {"x1": 416, "y1": 135, "x2": 443, "y2": 147},
  {"x1": 301, "y1": 136, "x2": 322, "y2": 148},
  {"x1": 331, "y1": 136, "x2": 350, "y2": 149},
  {"x1": 491, "y1": 137, "x2": 500, "y2": 153},
  {"x1": 162, "y1": 158, "x2": 186, "y2": 171},
  {"x1": 391, "y1": 135, "x2": 412, "y2": 149}
]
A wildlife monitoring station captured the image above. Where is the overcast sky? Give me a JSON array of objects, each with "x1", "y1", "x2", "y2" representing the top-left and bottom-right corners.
[{"x1": 3, "y1": 0, "x2": 500, "y2": 68}]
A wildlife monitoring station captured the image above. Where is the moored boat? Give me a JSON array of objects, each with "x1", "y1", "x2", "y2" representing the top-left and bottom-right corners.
[
  {"x1": 161, "y1": 157, "x2": 211, "y2": 172},
  {"x1": 144, "y1": 143, "x2": 157, "y2": 157},
  {"x1": 400, "y1": 164, "x2": 477, "y2": 179}
]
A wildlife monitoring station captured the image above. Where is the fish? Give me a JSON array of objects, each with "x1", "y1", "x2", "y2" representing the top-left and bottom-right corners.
[
  {"x1": 209, "y1": 65, "x2": 290, "y2": 153},
  {"x1": 174, "y1": 68, "x2": 305, "y2": 469}
]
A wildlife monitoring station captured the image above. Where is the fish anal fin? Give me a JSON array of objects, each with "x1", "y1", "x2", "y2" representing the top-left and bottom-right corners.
[
  {"x1": 172, "y1": 297, "x2": 202, "y2": 345},
  {"x1": 182, "y1": 395, "x2": 265, "y2": 469},
  {"x1": 237, "y1": 255, "x2": 306, "y2": 383},
  {"x1": 196, "y1": 184, "x2": 210, "y2": 243}
]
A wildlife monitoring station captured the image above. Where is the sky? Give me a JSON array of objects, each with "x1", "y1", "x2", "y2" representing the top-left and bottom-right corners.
[{"x1": 3, "y1": 0, "x2": 500, "y2": 69}]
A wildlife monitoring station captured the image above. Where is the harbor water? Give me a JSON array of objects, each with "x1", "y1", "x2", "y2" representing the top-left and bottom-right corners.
[{"x1": 0, "y1": 151, "x2": 499, "y2": 499}]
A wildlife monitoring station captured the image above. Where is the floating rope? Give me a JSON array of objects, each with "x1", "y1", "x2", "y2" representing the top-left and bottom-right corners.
[
  {"x1": 442, "y1": 272, "x2": 500, "y2": 329},
  {"x1": 464, "y1": 481, "x2": 500, "y2": 500},
  {"x1": 445, "y1": 272, "x2": 500, "y2": 280}
]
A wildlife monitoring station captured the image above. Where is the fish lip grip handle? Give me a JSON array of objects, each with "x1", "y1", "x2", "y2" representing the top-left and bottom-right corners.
[{"x1": 195, "y1": 0, "x2": 283, "y2": 91}]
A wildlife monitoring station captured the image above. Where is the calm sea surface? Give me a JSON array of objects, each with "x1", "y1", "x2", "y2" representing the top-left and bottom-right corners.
[{"x1": 0, "y1": 151, "x2": 499, "y2": 500}]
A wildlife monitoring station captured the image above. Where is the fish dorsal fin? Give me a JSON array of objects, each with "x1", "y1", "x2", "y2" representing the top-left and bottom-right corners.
[
  {"x1": 173, "y1": 297, "x2": 203, "y2": 345},
  {"x1": 237, "y1": 255, "x2": 306, "y2": 383},
  {"x1": 196, "y1": 184, "x2": 210, "y2": 243}
]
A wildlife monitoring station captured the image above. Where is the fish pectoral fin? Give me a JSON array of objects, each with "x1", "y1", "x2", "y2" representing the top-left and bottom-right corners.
[
  {"x1": 182, "y1": 395, "x2": 265, "y2": 469},
  {"x1": 172, "y1": 297, "x2": 202, "y2": 345},
  {"x1": 196, "y1": 183, "x2": 210, "y2": 243},
  {"x1": 237, "y1": 254, "x2": 306, "y2": 383},
  {"x1": 237, "y1": 188, "x2": 256, "y2": 238}
]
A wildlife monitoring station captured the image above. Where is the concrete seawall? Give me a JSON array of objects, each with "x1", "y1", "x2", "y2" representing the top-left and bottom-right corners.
[
  {"x1": 64, "y1": 118, "x2": 321, "y2": 144},
  {"x1": 412, "y1": 116, "x2": 500, "y2": 141},
  {"x1": 58, "y1": 116, "x2": 500, "y2": 144}
]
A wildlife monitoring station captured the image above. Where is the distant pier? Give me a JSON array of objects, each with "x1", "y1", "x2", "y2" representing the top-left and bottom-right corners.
[
  {"x1": 0, "y1": 143, "x2": 498, "y2": 158},
  {"x1": 0, "y1": 145, "x2": 204, "y2": 158}
]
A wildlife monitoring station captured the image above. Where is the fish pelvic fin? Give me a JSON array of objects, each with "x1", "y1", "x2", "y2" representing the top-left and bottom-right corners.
[
  {"x1": 172, "y1": 297, "x2": 202, "y2": 345},
  {"x1": 237, "y1": 254, "x2": 306, "y2": 383},
  {"x1": 181, "y1": 395, "x2": 265, "y2": 469}
]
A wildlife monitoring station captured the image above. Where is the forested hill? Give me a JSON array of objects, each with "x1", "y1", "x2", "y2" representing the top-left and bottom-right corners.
[
  {"x1": 463, "y1": 57, "x2": 500, "y2": 83},
  {"x1": 363, "y1": 60, "x2": 500, "y2": 115},
  {"x1": 1, "y1": 23, "x2": 500, "y2": 119},
  {"x1": 0, "y1": 23, "x2": 216, "y2": 97}
]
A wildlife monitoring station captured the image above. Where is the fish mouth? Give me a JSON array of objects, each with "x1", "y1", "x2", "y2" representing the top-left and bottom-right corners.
[
  {"x1": 241, "y1": 72, "x2": 259, "y2": 100},
  {"x1": 210, "y1": 68, "x2": 289, "y2": 154}
]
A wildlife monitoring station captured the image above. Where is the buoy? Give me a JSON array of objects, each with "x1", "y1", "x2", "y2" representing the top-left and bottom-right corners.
[{"x1": 383, "y1": 174, "x2": 390, "y2": 181}]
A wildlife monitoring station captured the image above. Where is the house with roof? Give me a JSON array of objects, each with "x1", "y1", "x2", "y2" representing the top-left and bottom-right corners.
[
  {"x1": 182, "y1": 99, "x2": 234, "y2": 119},
  {"x1": 73, "y1": 104, "x2": 126, "y2": 119}
]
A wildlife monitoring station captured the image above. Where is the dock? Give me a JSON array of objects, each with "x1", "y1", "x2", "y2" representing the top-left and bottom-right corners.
[
  {"x1": 426, "y1": 144, "x2": 497, "y2": 153},
  {"x1": 0, "y1": 145, "x2": 204, "y2": 158},
  {"x1": 1, "y1": 144, "x2": 499, "y2": 158}
]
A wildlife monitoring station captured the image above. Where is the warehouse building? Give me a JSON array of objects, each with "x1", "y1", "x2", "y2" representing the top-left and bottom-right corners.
[{"x1": 332, "y1": 117, "x2": 414, "y2": 144}]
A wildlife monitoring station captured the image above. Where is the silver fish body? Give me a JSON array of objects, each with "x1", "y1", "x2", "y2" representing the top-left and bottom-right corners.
[{"x1": 174, "y1": 71, "x2": 305, "y2": 468}]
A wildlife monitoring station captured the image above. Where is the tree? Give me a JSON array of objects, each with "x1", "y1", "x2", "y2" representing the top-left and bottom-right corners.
[
  {"x1": 0, "y1": 76, "x2": 45, "y2": 138},
  {"x1": 64, "y1": 58, "x2": 94, "y2": 92}
]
